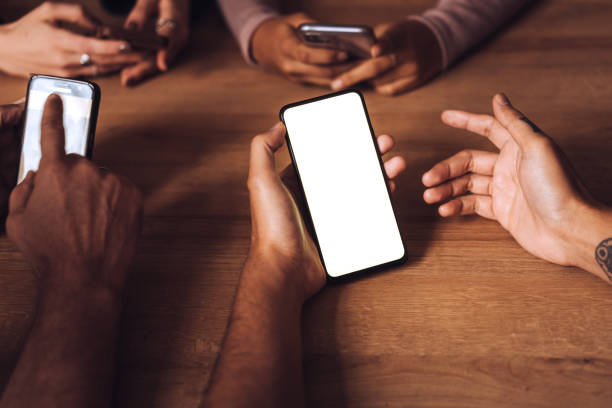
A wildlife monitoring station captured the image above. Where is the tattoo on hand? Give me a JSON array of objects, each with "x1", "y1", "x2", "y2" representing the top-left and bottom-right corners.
[
  {"x1": 519, "y1": 116, "x2": 542, "y2": 133},
  {"x1": 595, "y1": 238, "x2": 612, "y2": 281}
]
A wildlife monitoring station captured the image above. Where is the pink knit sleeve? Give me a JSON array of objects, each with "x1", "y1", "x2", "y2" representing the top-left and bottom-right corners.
[
  {"x1": 411, "y1": 0, "x2": 529, "y2": 69},
  {"x1": 217, "y1": 0, "x2": 280, "y2": 64}
]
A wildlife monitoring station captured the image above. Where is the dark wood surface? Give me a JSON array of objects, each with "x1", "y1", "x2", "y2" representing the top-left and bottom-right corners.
[{"x1": 2, "y1": 0, "x2": 612, "y2": 407}]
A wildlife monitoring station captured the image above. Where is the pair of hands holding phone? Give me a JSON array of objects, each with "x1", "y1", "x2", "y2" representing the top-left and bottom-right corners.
[
  {"x1": 0, "y1": 1, "x2": 189, "y2": 86},
  {"x1": 252, "y1": 13, "x2": 443, "y2": 96}
]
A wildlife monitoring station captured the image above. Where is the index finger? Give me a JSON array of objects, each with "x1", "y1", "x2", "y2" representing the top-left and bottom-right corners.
[
  {"x1": 54, "y1": 29, "x2": 129, "y2": 54},
  {"x1": 441, "y1": 110, "x2": 511, "y2": 150},
  {"x1": 331, "y1": 55, "x2": 396, "y2": 90},
  {"x1": 40, "y1": 94, "x2": 66, "y2": 162},
  {"x1": 282, "y1": 39, "x2": 348, "y2": 65},
  {"x1": 248, "y1": 122, "x2": 285, "y2": 185}
]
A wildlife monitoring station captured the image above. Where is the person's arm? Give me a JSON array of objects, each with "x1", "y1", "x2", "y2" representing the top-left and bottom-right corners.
[
  {"x1": 422, "y1": 93, "x2": 612, "y2": 284},
  {"x1": 0, "y1": 94, "x2": 143, "y2": 408},
  {"x1": 330, "y1": 0, "x2": 529, "y2": 96},
  {"x1": 217, "y1": 0, "x2": 352, "y2": 86},
  {"x1": 413, "y1": 0, "x2": 529, "y2": 69},
  {"x1": 202, "y1": 124, "x2": 406, "y2": 407},
  {"x1": 217, "y1": 0, "x2": 280, "y2": 64}
]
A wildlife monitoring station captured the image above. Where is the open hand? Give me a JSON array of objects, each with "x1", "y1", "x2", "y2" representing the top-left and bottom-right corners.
[{"x1": 423, "y1": 93, "x2": 606, "y2": 271}]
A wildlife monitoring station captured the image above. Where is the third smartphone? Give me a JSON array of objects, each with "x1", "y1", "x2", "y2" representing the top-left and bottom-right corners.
[
  {"x1": 18, "y1": 75, "x2": 100, "y2": 183},
  {"x1": 280, "y1": 90, "x2": 406, "y2": 280}
]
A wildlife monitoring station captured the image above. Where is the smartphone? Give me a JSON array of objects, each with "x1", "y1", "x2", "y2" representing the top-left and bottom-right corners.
[
  {"x1": 18, "y1": 75, "x2": 100, "y2": 183},
  {"x1": 298, "y1": 23, "x2": 375, "y2": 59},
  {"x1": 280, "y1": 90, "x2": 406, "y2": 280}
]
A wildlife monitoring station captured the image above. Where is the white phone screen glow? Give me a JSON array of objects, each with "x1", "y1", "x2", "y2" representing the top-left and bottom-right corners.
[
  {"x1": 283, "y1": 92, "x2": 405, "y2": 277},
  {"x1": 18, "y1": 86, "x2": 92, "y2": 183}
]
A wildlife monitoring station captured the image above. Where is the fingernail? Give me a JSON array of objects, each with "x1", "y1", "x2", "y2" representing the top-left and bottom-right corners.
[
  {"x1": 371, "y1": 46, "x2": 381, "y2": 58},
  {"x1": 496, "y1": 93, "x2": 510, "y2": 106},
  {"x1": 337, "y1": 51, "x2": 348, "y2": 61},
  {"x1": 119, "y1": 43, "x2": 131, "y2": 52},
  {"x1": 331, "y1": 79, "x2": 343, "y2": 90}
]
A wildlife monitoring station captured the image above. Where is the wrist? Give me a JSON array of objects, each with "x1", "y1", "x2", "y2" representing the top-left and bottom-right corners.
[
  {"x1": 241, "y1": 249, "x2": 307, "y2": 309},
  {"x1": 565, "y1": 201, "x2": 612, "y2": 280},
  {"x1": 38, "y1": 283, "x2": 122, "y2": 322},
  {"x1": 37, "y1": 263, "x2": 126, "y2": 303}
]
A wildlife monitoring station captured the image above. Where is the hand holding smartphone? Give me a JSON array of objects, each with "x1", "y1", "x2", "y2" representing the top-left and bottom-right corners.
[
  {"x1": 18, "y1": 75, "x2": 100, "y2": 183},
  {"x1": 280, "y1": 90, "x2": 405, "y2": 279},
  {"x1": 298, "y1": 24, "x2": 376, "y2": 59}
]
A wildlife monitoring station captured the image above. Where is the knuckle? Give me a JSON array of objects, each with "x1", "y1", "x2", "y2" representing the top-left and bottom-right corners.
[
  {"x1": 297, "y1": 48, "x2": 309, "y2": 63},
  {"x1": 279, "y1": 60, "x2": 292, "y2": 73},
  {"x1": 528, "y1": 135, "x2": 553, "y2": 151},
  {"x1": 40, "y1": 1, "x2": 54, "y2": 13}
]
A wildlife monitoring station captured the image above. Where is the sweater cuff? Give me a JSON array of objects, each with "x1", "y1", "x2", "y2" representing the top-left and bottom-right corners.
[
  {"x1": 239, "y1": 11, "x2": 279, "y2": 65},
  {"x1": 407, "y1": 15, "x2": 450, "y2": 70}
]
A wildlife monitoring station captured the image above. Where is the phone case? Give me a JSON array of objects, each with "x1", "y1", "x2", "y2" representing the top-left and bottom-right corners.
[
  {"x1": 298, "y1": 24, "x2": 375, "y2": 59},
  {"x1": 279, "y1": 89, "x2": 407, "y2": 282}
]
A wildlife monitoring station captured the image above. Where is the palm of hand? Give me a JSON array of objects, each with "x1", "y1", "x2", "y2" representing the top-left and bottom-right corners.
[{"x1": 491, "y1": 138, "x2": 583, "y2": 266}]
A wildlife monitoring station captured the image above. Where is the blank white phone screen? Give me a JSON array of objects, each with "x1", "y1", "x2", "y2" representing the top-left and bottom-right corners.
[
  {"x1": 283, "y1": 91, "x2": 405, "y2": 277},
  {"x1": 18, "y1": 83, "x2": 92, "y2": 184}
]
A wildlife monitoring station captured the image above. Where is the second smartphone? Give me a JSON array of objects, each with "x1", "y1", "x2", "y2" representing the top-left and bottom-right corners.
[
  {"x1": 18, "y1": 75, "x2": 100, "y2": 183},
  {"x1": 298, "y1": 23, "x2": 376, "y2": 59}
]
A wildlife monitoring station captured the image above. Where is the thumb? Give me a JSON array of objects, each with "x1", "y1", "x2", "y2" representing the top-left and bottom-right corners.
[
  {"x1": 371, "y1": 23, "x2": 395, "y2": 57},
  {"x1": 248, "y1": 123, "x2": 286, "y2": 187},
  {"x1": 40, "y1": 94, "x2": 66, "y2": 163},
  {"x1": 9, "y1": 170, "x2": 35, "y2": 214},
  {"x1": 492, "y1": 93, "x2": 547, "y2": 150}
]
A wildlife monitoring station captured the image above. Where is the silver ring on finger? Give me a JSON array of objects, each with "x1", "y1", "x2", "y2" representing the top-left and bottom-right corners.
[
  {"x1": 80, "y1": 53, "x2": 92, "y2": 66},
  {"x1": 155, "y1": 18, "x2": 177, "y2": 33}
]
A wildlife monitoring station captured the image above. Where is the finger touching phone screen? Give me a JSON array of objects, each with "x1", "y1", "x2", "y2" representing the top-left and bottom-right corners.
[
  {"x1": 18, "y1": 75, "x2": 100, "y2": 183},
  {"x1": 280, "y1": 90, "x2": 405, "y2": 279}
]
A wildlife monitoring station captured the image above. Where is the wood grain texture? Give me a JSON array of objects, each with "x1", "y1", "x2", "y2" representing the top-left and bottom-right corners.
[{"x1": 2, "y1": 0, "x2": 612, "y2": 407}]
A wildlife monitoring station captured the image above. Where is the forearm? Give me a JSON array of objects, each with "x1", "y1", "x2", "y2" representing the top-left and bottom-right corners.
[
  {"x1": 412, "y1": 0, "x2": 529, "y2": 68},
  {"x1": 568, "y1": 204, "x2": 612, "y2": 283},
  {"x1": 216, "y1": 0, "x2": 279, "y2": 64},
  {"x1": 203, "y1": 255, "x2": 305, "y2": 408},
  {"x1": 0, "y1": 283, "x2": 122, "y2": 408}
]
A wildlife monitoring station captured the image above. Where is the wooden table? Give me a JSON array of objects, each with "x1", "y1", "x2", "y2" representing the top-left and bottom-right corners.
[{"x1": 2, "y1": 0, "x2": 612, "y2": 407}]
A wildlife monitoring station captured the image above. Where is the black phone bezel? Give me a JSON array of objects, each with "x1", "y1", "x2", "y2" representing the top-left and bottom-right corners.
[
  {"x1": 279, "y1": 89, "x2": 407, "y2": 283},
  {"x1": 19, "y1": 74, "x2": 101, "y2": 182}
]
